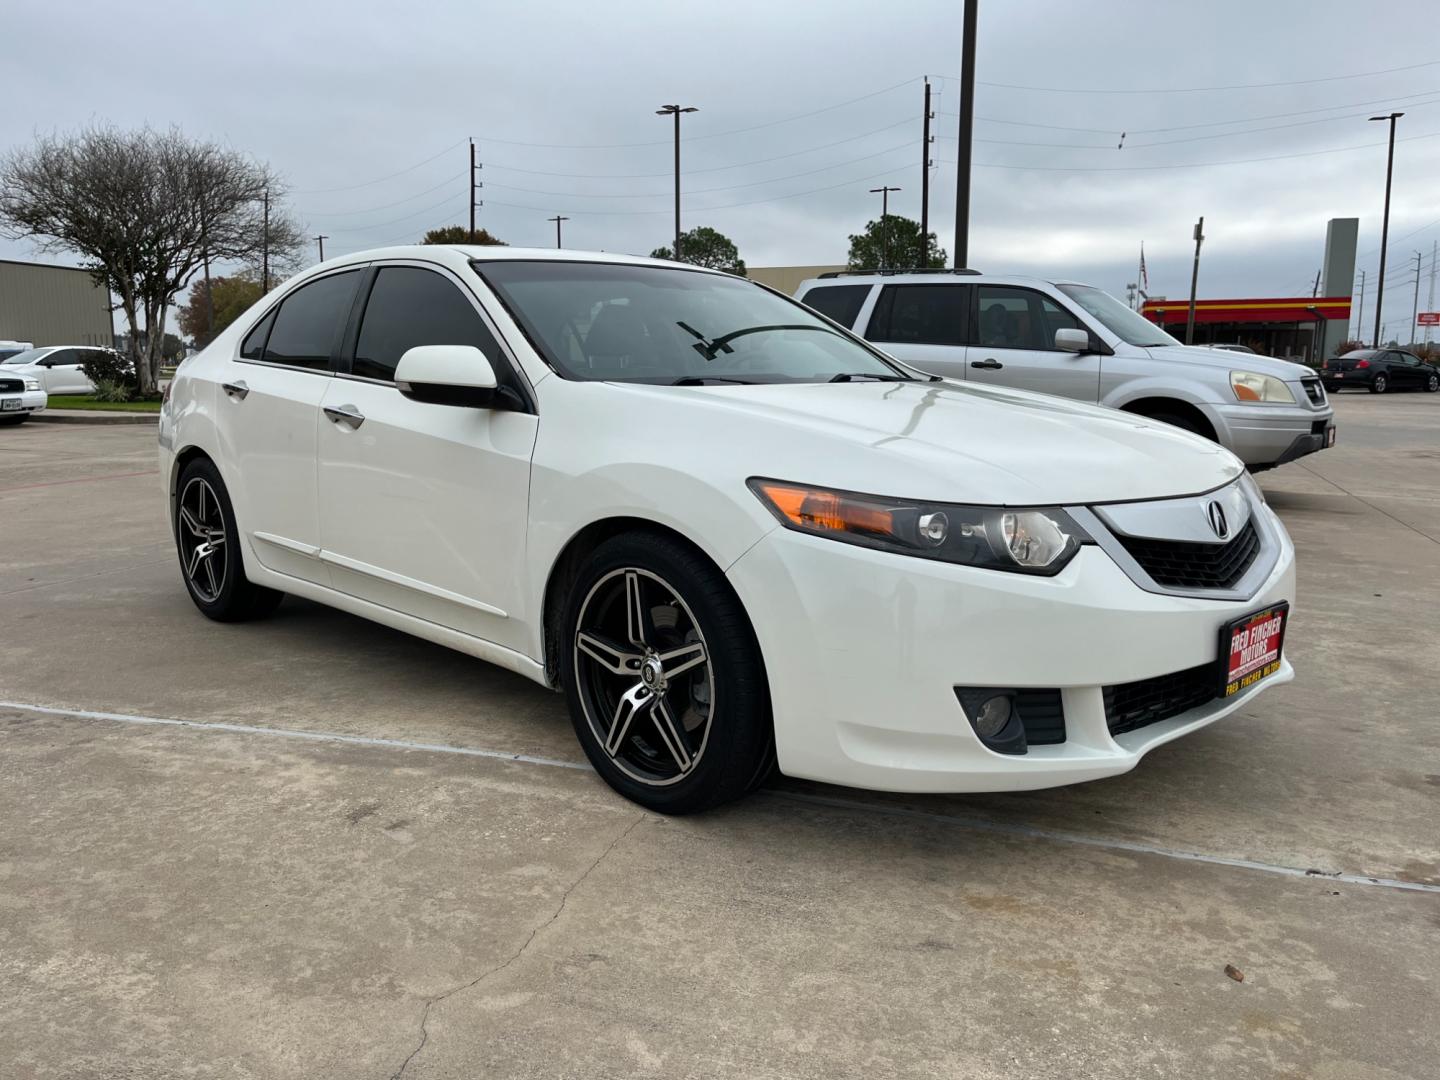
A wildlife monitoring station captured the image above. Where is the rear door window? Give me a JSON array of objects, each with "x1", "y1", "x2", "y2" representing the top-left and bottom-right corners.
[
  {"x1": 866, "y1": 284, "x2": 967, "y2": 345},
  {"x1": 261, "y1": 271, "x2": 362, "y2": 371},
  {"x1": 797, "y1": 284, "x2": 871, "y2": 329}
]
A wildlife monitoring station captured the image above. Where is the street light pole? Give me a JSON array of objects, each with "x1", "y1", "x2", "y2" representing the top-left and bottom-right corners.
[
  {"x1": 920, "y1": 78, "x2": 933, "y2": 256},
  {"x1": 1369, "y1": 111, "x2": 1403, "y2": 347},
  {"x1": 1185, "y1": 216, "x2": 1204, "y2": 346},
  {"x1": 656, "y1": 104, "x2": 697, "y2": 261},
  {"x1": 870, "y1": 186, "x2": 902, "y2": 269},
  {"x1": 548, "y1": 215, "x2": 569, "y2": 249},
  {"x1": 952, "y1": 0, "x2": 979, "y2": 269}
]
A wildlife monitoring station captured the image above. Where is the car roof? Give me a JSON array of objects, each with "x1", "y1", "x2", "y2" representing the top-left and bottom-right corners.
[
  {"x1": 310, "y1": 245, "x2": 716, "y2": 276},
  {"x1": 796, "y1": 271, "x2": 1091, "y2": 291}
]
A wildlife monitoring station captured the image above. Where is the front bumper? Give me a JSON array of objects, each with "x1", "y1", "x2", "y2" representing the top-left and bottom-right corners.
[
  {"x1": 725, "y1": 503, "x2": 1295, "y2": 794},
  {"x1": 0, "y1": 390, "x2": 47, "y2": 416},
  {"x1": 1210, "y1": 401, "x2": 1334, "y2": 468}
]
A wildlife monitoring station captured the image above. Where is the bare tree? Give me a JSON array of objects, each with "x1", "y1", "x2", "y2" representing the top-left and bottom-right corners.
[{"x1": 0, "y1": 125, "x2": 300, "y2": 395}]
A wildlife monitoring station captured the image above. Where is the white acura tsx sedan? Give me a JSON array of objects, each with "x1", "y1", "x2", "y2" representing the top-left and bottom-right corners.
[{"x1": 159, "y1": 247, "x2": 1296, "y2": 813}]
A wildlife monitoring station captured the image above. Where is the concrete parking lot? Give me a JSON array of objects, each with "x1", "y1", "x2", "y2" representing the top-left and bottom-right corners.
[{"x1": 2, "y1": 393, "x2": 1437, "y2": 1079}]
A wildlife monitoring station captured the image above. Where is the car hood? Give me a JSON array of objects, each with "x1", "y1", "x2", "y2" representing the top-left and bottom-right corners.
[
  {"x1": 618, "y1": 378, "x2": 1243, "y2": 506},
  {"x1": 1142, "y1": 344, "x2": 1314, "y2": 380}
]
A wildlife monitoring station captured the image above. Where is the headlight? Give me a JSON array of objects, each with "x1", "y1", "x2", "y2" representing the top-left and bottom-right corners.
[
  {"x1": 24, "y1": 378, "x2": 41, "y2": 392},
  {"x1": 1230, "y1": 371, "x2": 1295, "y2": 404},
  {"x1": 748, "y1": 479, "x2": 1091, "y2": 575}
]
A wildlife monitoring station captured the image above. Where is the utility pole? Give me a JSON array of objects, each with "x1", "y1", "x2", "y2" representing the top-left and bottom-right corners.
[
  {"x1": 952, "y1": 0, "x2": 978, "y2": 269},
  {"x1": 314, "y1": 235, "x2": 328, "y2": 262},
  {"x1": 261, "y1": 189, "x2": 270, "y2": 292},
  {"x1": 1355, "y1": 269, "x2": 1365, "y2": 341},
  {"x1": 920, "y1": 78, "x2": 933, "y2": 259},
  {"x1": 1427, "y1": 240, "x2": 1437, "y2": 349},
  {"x1": 870, "y1": 186, "x2": 902, "y2": 269},
  {"x1": 548, "y1": 215, "x2": 569, "y2": 249},
  {"x1": 1312, "y1": 268, "x2": 1321, "y2": 298},
  {"x1": 1185, "y1": 216, "x2": 1204, "y2": 345},
  {"x1": 657, "y1": 104, "x2": 698, "y2": 261},
  {"x1": 1412, "y1": 250, "x2": 1424, "y2": 347},
  {"x1": 1369, "y1": 111, "x2": 1403, "y2": 348},
  {"x1": 469, "y1": 139, "x2": 476, "y2": 243}
]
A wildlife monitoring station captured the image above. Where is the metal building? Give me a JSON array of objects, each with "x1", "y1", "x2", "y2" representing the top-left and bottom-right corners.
[{"x1": 0, "y1": 258, "x2": 113, "y2": 347}]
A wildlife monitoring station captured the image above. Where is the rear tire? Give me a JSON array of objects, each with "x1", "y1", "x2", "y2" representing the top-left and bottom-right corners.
[
  {"x1": 1370, "y1": 373, "x2": 1388, "y2": 394},
  {"x1": 1425, "y1": 372, "x2": 1439, "y2": 393},
  {"x1": 0, "y1": 413, "x2": 28, "y2": 426},
  {"x1": 560, "y1": 531, "x2": 774, "y2": 814},
  {"x1": 174, "y1": 457, "x2": 283, "y2": 622}
]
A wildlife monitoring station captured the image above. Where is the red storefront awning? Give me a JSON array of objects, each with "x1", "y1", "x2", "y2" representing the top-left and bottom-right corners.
[{"x1": 1142, "y1": 297, "x2": 1351, "y2": 326}]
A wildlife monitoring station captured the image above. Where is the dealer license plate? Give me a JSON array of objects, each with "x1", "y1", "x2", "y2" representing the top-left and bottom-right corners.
[
  {"x1": 1, "y1": 398, "x2": 20, "y2": 411},
  {"x1": 1220, "y1": 603, "x2": 1289, "y2": 697}
]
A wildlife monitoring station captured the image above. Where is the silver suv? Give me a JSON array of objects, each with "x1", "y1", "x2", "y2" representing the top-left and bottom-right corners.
[{"x1": 795, "y1": 271, "x2": 1336, "y2": 470}]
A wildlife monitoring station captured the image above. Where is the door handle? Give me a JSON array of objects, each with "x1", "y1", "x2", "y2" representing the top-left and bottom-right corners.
[
  {"x1": 221, "y1": 380, "x2": 250, "y2": 400},
  {"x1": 970, "y1": 358, "x2": 1004, "y2": 370},
  {"x1": 323, "y1": 404, "x2": 365, "y2": 429}
]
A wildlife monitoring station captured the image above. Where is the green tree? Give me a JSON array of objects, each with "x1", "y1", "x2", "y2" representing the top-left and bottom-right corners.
[
  {"x1": 422, "y1": 225, "x2": 507, "y2": 245},
  {"x1": 178, "y1": 274, "x2": 266, "y2": 348},
  {"x1": 847, "y1": 215, "x2": 946, "y2": 272},
  {"x1": 650, "y1": 226, "x2": 746, "y2": 276}
]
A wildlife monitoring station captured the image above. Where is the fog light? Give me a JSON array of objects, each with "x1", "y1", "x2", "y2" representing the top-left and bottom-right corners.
[{"x1": 972, "y1": 694, "x2": 1012, "y2": 738}]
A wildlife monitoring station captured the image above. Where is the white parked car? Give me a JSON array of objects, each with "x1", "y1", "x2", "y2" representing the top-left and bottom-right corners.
[
  {"x1": 795, "y1": 272, "x2": 1335, "y2": 471},
  {"x1": 160, "y1": 247, "x2": 1297, "y2": 813},
  {"x1": 0, "y1": 369, "x2": 46, "y2": 424},
  {"x1": 0, "y1": 345, "x2": 122, "y2": 395}
]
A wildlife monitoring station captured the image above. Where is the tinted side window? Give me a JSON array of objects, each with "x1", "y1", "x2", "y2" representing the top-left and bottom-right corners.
[
  {"x1": 262, "y1": 271, "x2": 361, "y2": 371},
  {"x1": 867, "y1": 284, "x2": 966, "y2": 345},
  {"x1": 975, "y1": 286, "x2": 1079, "y2": 351},
  {"x1": 47, "y1": 349, "x2": 79, "y2": 366},
  {"x1": 353, "y1": 267, "x2": 500, "y2": 381},
  {"x1": 240, "y1": 310, "x2": 276, "y2": 360},
  {"x1": 798, "y1": 284, "x2": 871, "y2": 329}
]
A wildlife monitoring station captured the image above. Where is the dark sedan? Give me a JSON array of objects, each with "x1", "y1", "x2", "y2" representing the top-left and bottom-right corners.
[{"x1": 1322, "y1": 349, "x2": 1439, "y2": 394}]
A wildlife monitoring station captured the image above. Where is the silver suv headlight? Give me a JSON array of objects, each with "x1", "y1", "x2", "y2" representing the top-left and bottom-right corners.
[
  {"x1": 1230, "y1": 370, "x2": 1295, "y2": 404},
  {"x1": 748, "y1": 479, "x2": 1092, "y2": 575}
]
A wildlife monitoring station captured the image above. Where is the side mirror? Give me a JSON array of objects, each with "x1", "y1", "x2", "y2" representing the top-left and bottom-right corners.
[
  {"x1": 394, "y1": 345, "x2": 499, "y2": 408},
  {"x1": 1054, "y1": 328, "x2": 1090, "y2": 353}
]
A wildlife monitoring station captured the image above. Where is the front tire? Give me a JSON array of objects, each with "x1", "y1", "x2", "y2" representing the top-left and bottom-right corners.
[
  {"x1": 0, "y1": 413, "x2": 28, "y2": 426},
  {"x1": 174, "y1": 457, "x2": 283, "y2": 622},
  {"x1": 1425, "y1": 372, "x2": 1439, "y2": 393},
  {"x1": 1370, "y1": 373, "x2": 1388, "y2": 394},
  {"x1": 560, "y1": 532, "x2": 774, "y2": 814}
]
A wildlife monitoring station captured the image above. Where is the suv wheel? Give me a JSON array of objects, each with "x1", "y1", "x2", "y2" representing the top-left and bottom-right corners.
[
  {"x1": 560, "y1": 532, "x2": 774, "y2": 814},
  {"x1": 1371, "y1": 373, "x2": 1388, "y2": 394},
  {"x1": 174, "y1": 457, "x2": 283, "y2": 622}
]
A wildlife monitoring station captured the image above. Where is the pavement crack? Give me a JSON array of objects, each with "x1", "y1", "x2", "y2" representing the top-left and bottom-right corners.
[{"x1": 386, "y1": 813, "x2": 645, "y2": 1080}]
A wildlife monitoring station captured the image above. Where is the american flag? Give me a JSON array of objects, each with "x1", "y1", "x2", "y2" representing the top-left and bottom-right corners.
[{"x1": 1139, "y1": 244, "x2": 1149, "y2": 295}]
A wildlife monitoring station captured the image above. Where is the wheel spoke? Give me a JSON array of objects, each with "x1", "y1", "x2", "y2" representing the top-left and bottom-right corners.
[
  {"x1": 658, "y1": 640, "x2": 707, "y2": 680},
  {"x1": 185, "y1": 542, "x2": 208, "y2": 581},
  {"x1": 607, "y1": 682, "x2": 653, "y2": 757},
  {"x1": 179, "y1": 506, "x2": 207, "y2": 539},
  {"x1": 196, "y1": 481, "x2": 207, "y2": 524},
  {"x1": 577, "y1": 631, "x2": 643, "y2": 676},
  {"x1": 624, "y1": 570, "x2": 652, "y2": 648},
  {"x1": 650, "y1": 696, "x2": 694, "y2": 772},
  {"x1": 202, "y1": 552, "x2": 220, "y2": 597}
]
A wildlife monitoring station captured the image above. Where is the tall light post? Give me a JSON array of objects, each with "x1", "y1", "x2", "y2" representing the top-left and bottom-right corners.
[
  {"x1": 656, "y1": 104, "x2": 697, "y2": 261},
  {"x1": 870, "y1": 186, "x2": 902, "y2": 269},
  {"x1": 1369, "y1": 111, "x2": 1403, "y2": 347},
  {"x1": 953, "y1": 0, "x2": 979, "y2": 269}
]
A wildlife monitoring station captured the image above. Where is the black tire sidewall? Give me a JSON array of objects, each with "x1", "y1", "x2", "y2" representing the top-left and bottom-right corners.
[
  {"x1": 559, "y1": 532, "x2": 772, "y2": 814},
  {"x1": 174, "y1": 458, "x2": 251, "y2": 620},
  {"x1": 1427, "y1": 373, "x2": 1439, "y2": 392}
]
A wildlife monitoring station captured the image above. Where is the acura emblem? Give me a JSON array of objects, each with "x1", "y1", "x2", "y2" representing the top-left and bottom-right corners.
[{"x1": 1207, "y1": 500, "x2": 1229, "y2": 540}]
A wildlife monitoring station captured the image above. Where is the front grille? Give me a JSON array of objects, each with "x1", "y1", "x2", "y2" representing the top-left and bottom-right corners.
[
  {"x1": 1104, "y1": 661, "x2": 1217, "y2": 736},
  {"x1": 0, "y1": 378, "x2": 22, "y2": 394},
  {"x1": 1115, "y1": 518, "x2": 1260, "y2": 591},
  {"x1": 1301, "y1": 378, "x2": 1325, "y2": 405},
  {"x1": 1015, "y1": 689, "x2": 1065, "y2": 746}
]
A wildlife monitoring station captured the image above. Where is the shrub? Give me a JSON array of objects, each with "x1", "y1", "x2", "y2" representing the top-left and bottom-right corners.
[
  {"x1": 91, "y1": 378, "x2": 134, "y2": 403},
  {"x1": 81, "y1": 349, "x2": 137, "y2": 392}
]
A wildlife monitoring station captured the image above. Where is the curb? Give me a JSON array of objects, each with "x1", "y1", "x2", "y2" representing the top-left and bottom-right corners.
[{"x1": 28, "y1": 410, "x2": 159, "y2": 426}]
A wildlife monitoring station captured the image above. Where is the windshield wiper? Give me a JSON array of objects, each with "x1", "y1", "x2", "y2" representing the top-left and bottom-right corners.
[
  {"x1": 827, "y1": 372, "x2": 910, "y2": 383},
  {"x1": 669, "y1": 376, "x2": 757, "y2": 386},
  {"x1": 677, "y1": 321, "x2": 846, "y2": 361}
]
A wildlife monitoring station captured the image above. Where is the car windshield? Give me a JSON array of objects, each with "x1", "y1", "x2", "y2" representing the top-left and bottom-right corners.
[
  {"x1": 1057, "y1": 284, "x2": 1179, "y2": 347},
  {"x1": 1, "y1": 349, "x2": 48, "y2": 365},
  {"x1": 475, "y1": 260, "x2": 911, "y2": 384}
]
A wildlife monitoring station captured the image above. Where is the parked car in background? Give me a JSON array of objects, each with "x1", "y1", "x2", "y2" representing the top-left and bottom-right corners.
[
  {"x1": 161, "y1": 246, "x2": 1299, "y2": 813},
  {"x1": 0, "y1": 340, "x2": 35, "y2": 362},
  {"x1": 0, "y1": 346, "x2": 125, "y2": 395},
  {"x1": 1321, "y1": 349, "x2": 1439, "y2": 394},
  {"x1": 795, "y1": 270, "x2": 1335, "y2": 471},
  {"x1": 0, "y1": 369, "x2": 46, "y2": 424}
]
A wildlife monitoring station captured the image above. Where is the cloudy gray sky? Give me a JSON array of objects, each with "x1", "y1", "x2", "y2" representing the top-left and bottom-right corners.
[{"x1": 5, "y1": 0, "x2": 1438, "y2": 340}]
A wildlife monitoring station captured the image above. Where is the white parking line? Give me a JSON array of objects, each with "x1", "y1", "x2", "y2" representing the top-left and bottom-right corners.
[{"x1": 5, "y1": 698, "x2": 1437, "y2": 896}]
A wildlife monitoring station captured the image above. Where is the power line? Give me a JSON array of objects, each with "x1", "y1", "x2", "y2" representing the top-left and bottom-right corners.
[
  {"x1": 937, "y1": 57, "x2": 1440, "y2": 95},
  {"x1": 320, "y1": 191, "x2": 466, "y2": 234},
  {"x1": 302, "y1": 173, "x2": 466, "y2": 218},
  {"x1": 291, "y1": 140, "x2": 465, "y2": 194}
]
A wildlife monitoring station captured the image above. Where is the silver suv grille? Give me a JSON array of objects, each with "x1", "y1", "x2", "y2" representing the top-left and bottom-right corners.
[{"x1": 1301, "y1": 378, "x2": 1325, "y2": 406}]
